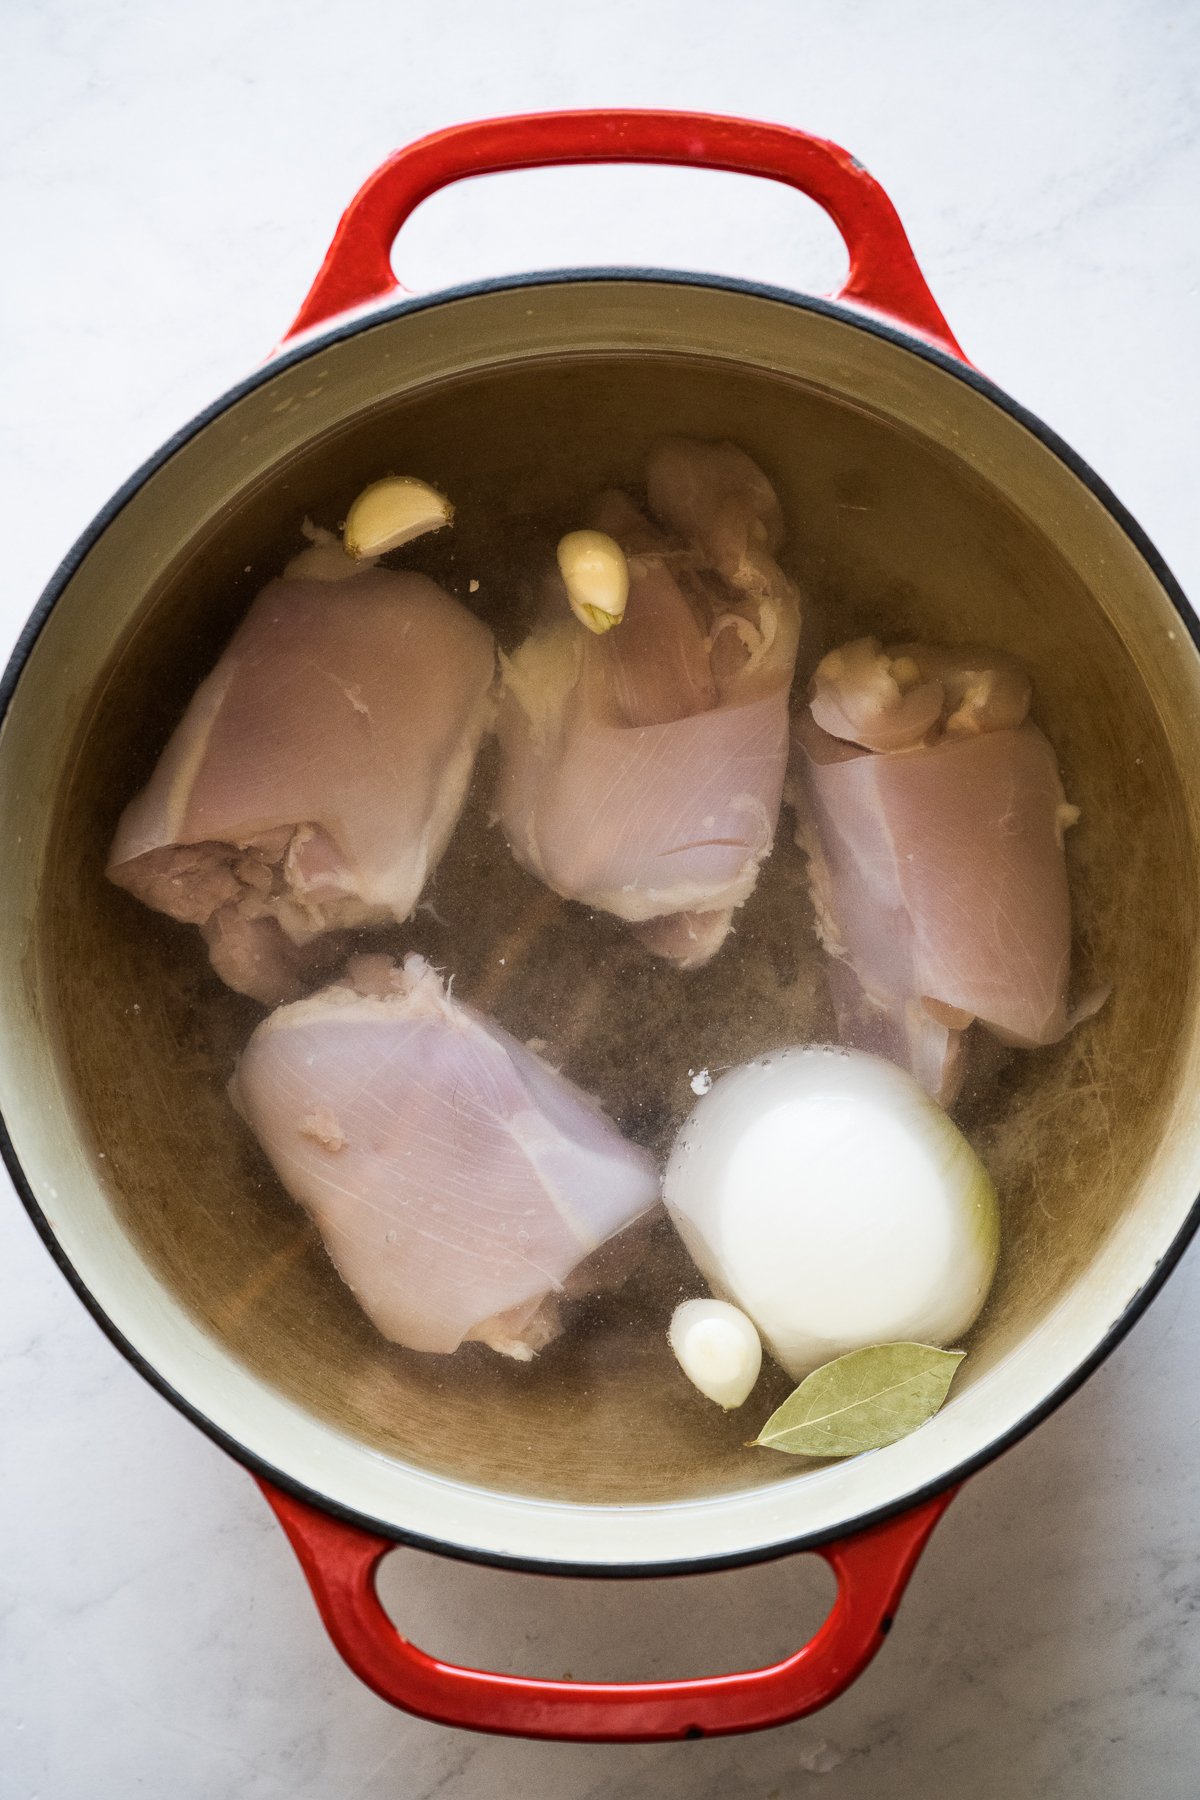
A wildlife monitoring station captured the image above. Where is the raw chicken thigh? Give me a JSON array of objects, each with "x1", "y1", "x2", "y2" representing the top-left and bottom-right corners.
[
  {"x1": 791, "y1": 637, "x2": 1086, "y2": 1106},
  {"x1": 495, "y1": 439, "x2": 802, "y2": 968},
  {"x1": 229, "y1": 952, "x2": 660, "y2": 1358},
  {"x1": 108, "y1": 552, "x2": 495, "y2": 1005}
]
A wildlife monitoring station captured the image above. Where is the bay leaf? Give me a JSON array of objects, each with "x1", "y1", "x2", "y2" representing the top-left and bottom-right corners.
[{"x1": 755, "y1": 1342, "x2": 965, "y2": 1458}]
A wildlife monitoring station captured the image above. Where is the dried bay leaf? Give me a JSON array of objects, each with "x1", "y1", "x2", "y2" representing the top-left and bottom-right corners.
[{"x1": 755, "y1": 1342, "x2": 965, "y2": 1458}]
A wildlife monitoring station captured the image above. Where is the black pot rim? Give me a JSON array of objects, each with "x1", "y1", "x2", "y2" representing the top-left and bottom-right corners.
[{"x1": 3, "y1": 266, "x2": 1198, "y2": 1580}]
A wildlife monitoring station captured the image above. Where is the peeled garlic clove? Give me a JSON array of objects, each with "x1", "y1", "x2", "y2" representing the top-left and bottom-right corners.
[
  {"x1": 343, "y1": 477, "x2": 453, "y2": 560},
  {"x1": 556, "y1": 529, "x2": 629, "y2": 634},
  {"x1": 669, "y1": 1298, "x2": 763, "y2": 1409}
]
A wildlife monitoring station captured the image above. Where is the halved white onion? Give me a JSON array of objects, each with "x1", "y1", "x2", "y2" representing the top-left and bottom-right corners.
[{"x1": 663, "y1": 1047, "x2": 999, "y2": 1379}]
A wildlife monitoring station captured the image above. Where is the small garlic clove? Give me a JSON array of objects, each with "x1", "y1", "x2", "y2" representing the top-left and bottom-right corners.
[
  {"x1": 557, "y1": 529, "x2": 629, "y2": 634},
  {"x1": 343, "y1": 477, "x2": 454, "y2": 560},
  {"x1": 669, "y1": 1298, "x2": 763, "y2": 1409}
]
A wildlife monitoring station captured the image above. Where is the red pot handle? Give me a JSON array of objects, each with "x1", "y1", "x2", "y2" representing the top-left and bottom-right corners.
[
  {"x1": 283, "y1": 109, "x2": 964, "y2": 360},
  {"x1": 257, "y1": 1477, "x2": 955, "y2": 1741}
]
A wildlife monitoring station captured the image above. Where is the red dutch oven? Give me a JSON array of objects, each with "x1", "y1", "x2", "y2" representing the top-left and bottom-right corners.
[{"x1": 3, "y1": 111, "x2": 1199, "y2": 1742}]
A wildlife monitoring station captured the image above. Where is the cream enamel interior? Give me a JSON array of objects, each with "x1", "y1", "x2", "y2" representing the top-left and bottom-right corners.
[{"x1": 2, "y1": 278, "x2": 1199, "y2": 1569}]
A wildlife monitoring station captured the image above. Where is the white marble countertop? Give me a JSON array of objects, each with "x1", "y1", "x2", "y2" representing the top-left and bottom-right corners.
[{"x1": 3, "y1": 2, "x2": 1200, "y2": 1794}]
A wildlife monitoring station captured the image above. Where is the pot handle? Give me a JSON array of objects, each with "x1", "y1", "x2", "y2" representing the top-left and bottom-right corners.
[
  {"x1": 282, "y1": 110, "x2": 964, "y2": 359},
  {"x1": 257, "y1": 1477, "x2": 955, "y2": 1741}
]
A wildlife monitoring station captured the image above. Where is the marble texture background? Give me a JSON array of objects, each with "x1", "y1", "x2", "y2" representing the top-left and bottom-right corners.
[{"x1": 2, "y1": 1, "x2": 1200, "y2": 1794}]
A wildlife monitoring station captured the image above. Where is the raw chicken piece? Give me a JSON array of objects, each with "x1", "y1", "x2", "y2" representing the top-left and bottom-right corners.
[
  {"x1": 495, "y1": 439, "x2": 802, "y2": 967},
  {"x1": 108, "y1": 557, "x2": 495, "y2": 1004},
  {"x1": 792, "y1": 638, "x2": 1087, "y2": 1106},
  {"x1": 229, "y1": 953, "x2": 660, "y2": 1357},
  {"x1": 644, "y1": 436, "x2": 788, "y2": 608}
]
